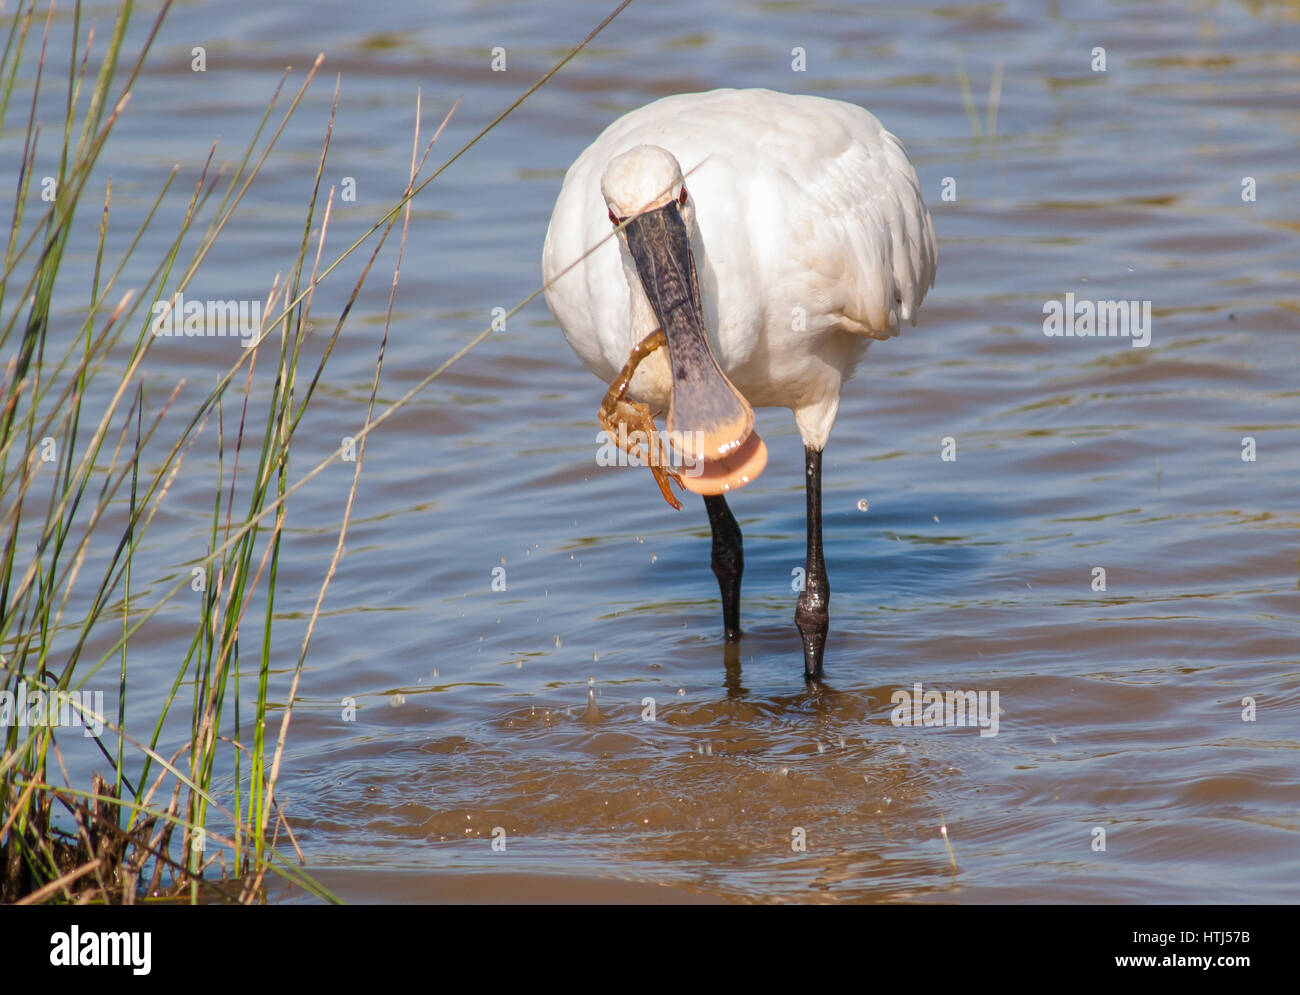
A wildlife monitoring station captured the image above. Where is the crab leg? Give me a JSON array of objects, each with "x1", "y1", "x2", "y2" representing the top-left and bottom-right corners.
[{"x1": 597, "y1": 328, "x2": 683, "y2": 510}]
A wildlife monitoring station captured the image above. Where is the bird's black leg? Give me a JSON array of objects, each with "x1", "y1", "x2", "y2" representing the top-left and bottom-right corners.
[
  {"x1": 796, "y1": 446, "x2": 829, "y2": 679},
  {"x1": 704, "y1": 494, "x2": 743, "y2": 640}
]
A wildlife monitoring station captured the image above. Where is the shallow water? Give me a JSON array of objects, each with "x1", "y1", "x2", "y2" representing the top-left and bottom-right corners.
[{"x1": 13, "y1": 0, "x2": 1300, "y2": 903}]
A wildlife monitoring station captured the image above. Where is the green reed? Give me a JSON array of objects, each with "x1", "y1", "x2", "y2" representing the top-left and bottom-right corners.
[{"x1": 0, "y1": 0, "x2": 631, "y2": 904}]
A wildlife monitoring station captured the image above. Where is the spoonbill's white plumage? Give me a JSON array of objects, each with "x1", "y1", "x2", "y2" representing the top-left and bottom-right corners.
[{"x1": 542, "y1": 87, "x2": 937, "y2": 678}]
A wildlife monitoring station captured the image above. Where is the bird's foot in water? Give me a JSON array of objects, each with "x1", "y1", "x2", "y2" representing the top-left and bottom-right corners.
[{"x1": 598, "y1": 328, "x2": 684, "y2": 510}]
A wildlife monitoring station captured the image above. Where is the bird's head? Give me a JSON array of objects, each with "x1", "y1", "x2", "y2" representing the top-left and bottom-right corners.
[
  {"x1": 600, "y1": 145, "x2": 693, "y2": 233},
  {"x1": 597, "y1": 145, "x2": 766, "y2": 498}
]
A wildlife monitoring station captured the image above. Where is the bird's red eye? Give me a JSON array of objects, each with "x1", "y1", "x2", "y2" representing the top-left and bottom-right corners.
[
  {"x1": 679, "y1": 187, "x2": 688, "y2": 206},
  {"x1": 608, "y1": 209, "x2": 620, "y2": 227}
]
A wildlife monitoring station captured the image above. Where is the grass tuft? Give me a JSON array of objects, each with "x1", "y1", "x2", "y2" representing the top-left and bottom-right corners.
[{"x1": 1, "y1": 0, "x2": 631, "y2": 904}]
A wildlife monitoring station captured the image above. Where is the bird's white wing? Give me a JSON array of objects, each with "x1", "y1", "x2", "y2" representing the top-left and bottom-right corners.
[{"x1": 752, "y1": 95, "x2": 937, "y2": 340}]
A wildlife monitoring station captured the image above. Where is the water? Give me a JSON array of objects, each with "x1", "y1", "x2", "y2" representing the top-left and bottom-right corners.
[{"x1": 13, "y1": 0, "x2": 1299, "y2": 903}]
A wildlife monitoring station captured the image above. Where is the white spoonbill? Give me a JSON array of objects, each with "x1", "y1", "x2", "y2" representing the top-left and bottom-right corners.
[{"x1": 542, "y1": 88, "x2": 937, "y2": 679}]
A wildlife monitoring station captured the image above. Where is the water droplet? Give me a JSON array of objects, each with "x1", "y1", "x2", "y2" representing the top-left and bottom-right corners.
[
  {"x1": 390, "y1": 693, "x2": 405, "y2": 707},
  {"x1": 588, "y1": 676, "x2": 595, "y2": 688},
  {"x1": 817, "y1": 742, "x2": 826, "y2": 754},
  {"x1": 857, "y1": 498, "x2": 869, "y2": 512},
  {"x1": 650, "y1": 553, "x2": 658, "y2": 563},
  {"x1": 932, "y1": 514, "x2": 940, "y2": 522},
  {"x1": 554, "y1": 635, "x2": 562, "y2": 648},
  {"x1": 677, "y1": 688, "x2": 686, "y2": 696},
  {"x1": 582, "y1": 684, "x2": 602, "y2": 723}
]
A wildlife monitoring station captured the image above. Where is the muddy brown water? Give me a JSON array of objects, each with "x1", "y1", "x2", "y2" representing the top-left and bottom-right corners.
[{"x1": 12, "y1": 0, "x2": 1299, "y2": 903}]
